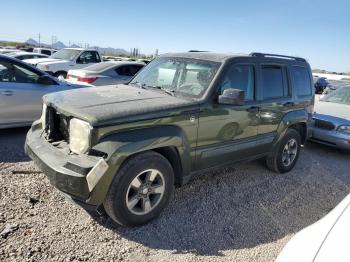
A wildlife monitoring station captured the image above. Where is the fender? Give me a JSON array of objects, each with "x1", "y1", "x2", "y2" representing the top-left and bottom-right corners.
[
  {"x1": 272, "y1": 109, "x2": 308, "y2": 150},
  {"x1": 87, "y1": 125, "x2": 191, "y2": 205}
]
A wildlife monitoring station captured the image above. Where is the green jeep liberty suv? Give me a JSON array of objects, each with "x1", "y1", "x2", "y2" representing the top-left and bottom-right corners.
[{"x1": 25, "y1": 52, "x2": 314, "y2": 227}]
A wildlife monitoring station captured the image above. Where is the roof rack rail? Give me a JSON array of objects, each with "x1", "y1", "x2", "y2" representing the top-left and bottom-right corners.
[
  {"x1": 188, "y1": 50, "x2": 208, "y2": 52},
  {"x1": 249, "y1": 52, "x2": 306, "y2": 62}
]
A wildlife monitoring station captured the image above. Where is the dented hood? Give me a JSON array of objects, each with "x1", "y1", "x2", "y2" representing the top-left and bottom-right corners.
[{"x1": 43, "y1": 84, "x2": 196, "y2": 126}]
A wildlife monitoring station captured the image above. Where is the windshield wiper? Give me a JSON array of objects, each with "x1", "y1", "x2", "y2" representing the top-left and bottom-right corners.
[
  {"x1": 145, "y1": 85, "x2": 176, "y2": 96},
  {"x1": 129, "y1": 81, "x2": 146, "y2": 89}
]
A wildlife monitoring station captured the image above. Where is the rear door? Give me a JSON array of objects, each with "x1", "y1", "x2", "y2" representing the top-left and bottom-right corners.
[{"x1": 255, "y1": 63, "x2": 295, "y2": 152}]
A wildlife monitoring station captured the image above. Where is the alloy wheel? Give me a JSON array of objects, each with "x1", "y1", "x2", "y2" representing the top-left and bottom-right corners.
[
  {"x1": 125, "y1": 169, "x2": 165, "y2": 215},
  {"x1": 281, "y1": 138, "x2": 298, "y2": 167}
]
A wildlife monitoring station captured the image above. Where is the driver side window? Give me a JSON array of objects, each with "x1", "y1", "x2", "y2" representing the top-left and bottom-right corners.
[
  {"x1": 78, "y1": 51, "x2": 98, "y2": 64},
  {"x1": 0, "y1": 60, "x2": 40, "y2": 83},
  {"x1": 218, "y1": 64, "x2": 255, "y2": 101}
]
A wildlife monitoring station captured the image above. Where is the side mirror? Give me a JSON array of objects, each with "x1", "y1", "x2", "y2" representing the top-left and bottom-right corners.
[
  {"x1": 37, "y1": 75, "x2": 55, "y2": 85},
  {"x1": 218, "y1": 88, "x2": 245, "y2": 105}
]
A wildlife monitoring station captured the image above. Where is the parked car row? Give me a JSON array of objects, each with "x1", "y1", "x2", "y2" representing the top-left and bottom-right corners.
[{"x1": 321, "y1": 79, "x2": 350, "y2": 98}]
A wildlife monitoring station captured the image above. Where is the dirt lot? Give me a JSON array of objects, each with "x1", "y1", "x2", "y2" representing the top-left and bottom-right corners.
[{"x1": 0, "y1": 127, "x2": 349, "y2": 262}]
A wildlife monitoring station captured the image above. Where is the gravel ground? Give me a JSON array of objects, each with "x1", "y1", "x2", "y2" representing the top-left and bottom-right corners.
[{"x1": 0, "y1": 127, "x2": 349, "y2": 262}]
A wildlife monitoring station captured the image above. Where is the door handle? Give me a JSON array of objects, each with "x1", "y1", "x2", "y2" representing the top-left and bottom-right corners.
[
  {"x1": 246, "y1": 106, "x2": 260, "y2": 112},
  {"x1": 1, "y1": 90, "x2": 14, "y2": 96},
  {"x1": 283, "y1": 102, "x2": 295, "y2": 107}
]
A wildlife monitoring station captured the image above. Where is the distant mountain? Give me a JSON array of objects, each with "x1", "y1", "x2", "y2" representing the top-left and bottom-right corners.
[
  {"x1": 92, "y1": 46, "x2": 128, "y2": 55},
  {"x1": 53, "y1": 41, "x2": 66, "y2": 49},
  {"x1": 24, "y1": 38, "x2": 128, "y2": 55},
  {"x1": 69, "y1": 44, "x2": 80, "y2": 48},
  {"x1": 25, "y1": 38, "x2": 38, "y2": 46}
]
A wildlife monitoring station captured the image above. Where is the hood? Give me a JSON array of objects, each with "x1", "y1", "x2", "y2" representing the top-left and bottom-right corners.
[
  {"x1": 44, "y1": 85, "x2": 196, "y2": 126},
  {"x1": 23, "y1": 58, "x2": 62, "y2": 65},
  {"x1": 314, "y1": 101, "x2": 350, "y2": 122}
]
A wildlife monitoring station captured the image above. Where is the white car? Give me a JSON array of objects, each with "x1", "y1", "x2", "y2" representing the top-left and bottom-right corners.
[
  {"x1": 0, "y1": 48, "x2": 21, "y2": 54},
  {"x1": 276, "y1": 193, "x2": 350, "y2": 262},
  {"x1": 24, "y1": 48, "x2": 102, "y2": 79},
  {"x1": 32, "y1": 47, "x2": 56, "y2": 56},
  {"x1": 6, "y1": 51, "x2": 49, "y2": 60},
  {"x1": 66, "y1": 61, "x2": 144, "y2": 86}
]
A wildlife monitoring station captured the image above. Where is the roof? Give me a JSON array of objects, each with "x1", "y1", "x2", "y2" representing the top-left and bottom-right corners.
[
  {"x1": 160, "y1": 52, "x2": 308, "y2": 63},
  {"x1": 160, "y1": 52, "x2": 240, "y2": 62},
  {"x1": 63, "y1": 47, "x2": 97, "y2": 51},
  {"x1": 8, "y1": 51, "x2": 47, "y2": 56},
  {"x1": 78, "y1": 61, "x2": 145, "y2": 73}
]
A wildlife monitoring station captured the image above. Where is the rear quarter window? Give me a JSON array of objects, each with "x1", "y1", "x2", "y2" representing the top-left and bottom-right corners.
[{"x1": 291, "y1": 66, "x2": 312, "y2": 96}]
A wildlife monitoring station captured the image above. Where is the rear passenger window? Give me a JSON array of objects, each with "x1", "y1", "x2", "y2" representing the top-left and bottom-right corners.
[
  {"x1": 291, "y1": 67, "x2": 312, "y2": 96},
  {"x1": 116, "y1": 65, "x2": 143, "y2": 76},
  {"x1": 218, "y1": 64, "x2": 255, "y2": 101},
  {"x1": 261, "y1": 66, "x2": 287, "y2": 99},
  {"x1": 41, "y1": 50, "x2": 51, "y2": 56}
]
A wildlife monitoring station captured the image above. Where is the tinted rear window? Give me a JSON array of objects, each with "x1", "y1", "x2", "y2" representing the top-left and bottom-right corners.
[
  {"x1": 291, "y1": 66, "x2": 312, "y2": 96},
  {"x1": 261, "y1": 66, "x2": 287, "y2": 99}
]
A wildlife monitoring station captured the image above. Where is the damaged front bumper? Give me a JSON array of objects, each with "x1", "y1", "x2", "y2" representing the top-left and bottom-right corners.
[{"x1": 25, "y1": 121, "x2": 108, "y2": 203}]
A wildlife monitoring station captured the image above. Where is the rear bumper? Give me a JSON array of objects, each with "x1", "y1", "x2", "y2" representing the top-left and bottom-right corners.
[
  {"x1": 25, "y1": 122, "x2": 102, "y2": 201},
  {"x1": 309, "y1": 127, "x2": 350, "y2": 150}
]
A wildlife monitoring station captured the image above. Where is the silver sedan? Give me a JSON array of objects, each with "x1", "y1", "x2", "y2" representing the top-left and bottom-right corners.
[
  {"x1": 66, "y1": 61, "x2": 145, "y2": 86},
  {"x1": 310, "y1": 86, "x2": 350, "y2": 151},
  {"x1": 0, "y1": 54, "x2": 83, "y2": 129}
]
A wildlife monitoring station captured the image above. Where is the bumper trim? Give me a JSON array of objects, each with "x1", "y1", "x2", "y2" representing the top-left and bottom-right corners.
[{"x1": 25, "y1": 127, "x2": 101, "y2": 200}]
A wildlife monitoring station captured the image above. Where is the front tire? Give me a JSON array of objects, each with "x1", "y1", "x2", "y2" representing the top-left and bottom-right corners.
[
  {"x1": 266, "y1": 129, "x2": 301, "y2": 173},
  {"x1": 104, "y1": 151, "x2": 174, "y2": 227},
  {"x1": 54, "y1": 72, "x2": 67, "y2": 80}
]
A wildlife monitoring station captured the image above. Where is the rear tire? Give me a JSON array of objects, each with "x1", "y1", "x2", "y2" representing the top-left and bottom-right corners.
[
  {"x1": 266, "y1": 129, "x2": 301, "y2": 173},
  {"x1": 104, "y1": 151, "x2": 174, "y2": 227}
]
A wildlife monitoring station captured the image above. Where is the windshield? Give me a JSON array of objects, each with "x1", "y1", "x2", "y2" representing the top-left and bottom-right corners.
[
  {"x1": 321, "y1": 86, "x2": 350, "y2": 105},
  {"x1": 130, "y1": 56, "x2": 220, "y2": 98},
  {"x1": 50, "y1": 49, "x2": 80, "y2": 61}
]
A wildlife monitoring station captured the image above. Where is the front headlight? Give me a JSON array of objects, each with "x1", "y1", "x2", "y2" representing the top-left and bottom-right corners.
[
  {"x1": 337, "y1": 125, "x2": 350, "y2": 135},
  {"x1": 69, "y1": 118, "x2": 92, "y2": 154},
  {"x1": 38, "y1": 64, "x2": 49, "y2": 71}
]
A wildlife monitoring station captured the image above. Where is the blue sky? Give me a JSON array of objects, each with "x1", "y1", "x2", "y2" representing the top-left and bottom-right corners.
[{"x1": 1, "y1": 0, "x2": 349, "y2": 71}]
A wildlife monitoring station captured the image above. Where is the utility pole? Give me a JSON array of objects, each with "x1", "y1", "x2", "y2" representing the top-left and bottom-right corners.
[
  {"x1": 38, "y1": 33, "x2": 41, "y2": 47},
  {"x1": 51, "y1": 35, "x2": 57, "y2": 49}
]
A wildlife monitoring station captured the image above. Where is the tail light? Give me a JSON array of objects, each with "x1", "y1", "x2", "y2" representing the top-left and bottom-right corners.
[
  {"x1": 307, "y1": 95, "x2": 315, "y2": 120},
  {"x1": 77, "y1": 77, "x2": 98, "y2": 84}
]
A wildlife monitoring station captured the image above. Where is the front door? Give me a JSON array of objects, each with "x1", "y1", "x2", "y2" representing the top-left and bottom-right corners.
[
  {"x1": 196, "y1": 63, "x2": 260, "y2": 170},
  {"x1": 0, "y1": 59, "x2": 59, "y2": 127}
]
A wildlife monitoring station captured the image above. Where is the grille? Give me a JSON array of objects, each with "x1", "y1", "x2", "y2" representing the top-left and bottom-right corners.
[
  {"x1": 45, "y1": 106, "x2": 70, "y2": 142},
  {"x1": 313, "y1": 118, "x2": 335, "y2": 130}
]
